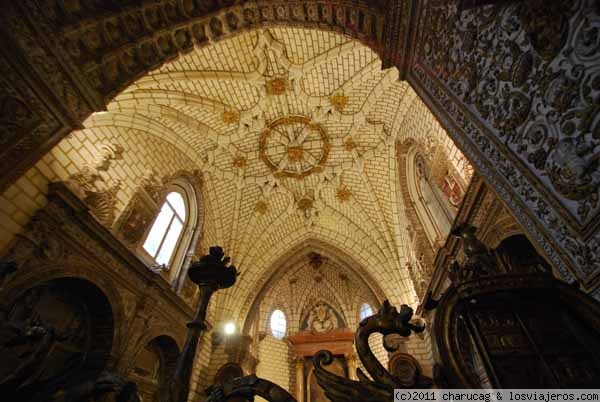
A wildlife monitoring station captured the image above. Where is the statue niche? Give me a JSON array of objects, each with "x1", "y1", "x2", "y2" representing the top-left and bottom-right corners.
[
  {"x1": 130, "y1": 336, "x2": 180, "y2": 402},
  {"x1": 0, "y1": 277, "x2": 129, "y2": 401}
]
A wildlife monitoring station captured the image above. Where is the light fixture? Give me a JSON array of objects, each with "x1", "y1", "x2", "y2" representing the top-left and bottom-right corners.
[{"x1": 224, "y1": 322, "x2": 236, "y2": 335}]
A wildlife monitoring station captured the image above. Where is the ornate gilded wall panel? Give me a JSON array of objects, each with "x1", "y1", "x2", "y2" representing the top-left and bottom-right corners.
[{"x1": 410, "y1": 0, "x2": 600, "y2": 286}]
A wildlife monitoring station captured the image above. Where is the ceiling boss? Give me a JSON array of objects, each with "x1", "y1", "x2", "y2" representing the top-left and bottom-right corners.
[{"x1": 259, "y1": 115, "x2": 330, "y2": 179}]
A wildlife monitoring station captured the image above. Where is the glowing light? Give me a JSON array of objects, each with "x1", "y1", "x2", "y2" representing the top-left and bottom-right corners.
[{"x1": 224, "y1": 322, "x2": 236, "y2": 335}]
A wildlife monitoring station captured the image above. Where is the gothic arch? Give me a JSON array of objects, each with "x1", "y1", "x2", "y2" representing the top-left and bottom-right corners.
[
  {"x1": 1, "y1": 0, "x2": 597, "y2": 296},
  {"x1": 0, "y1": 264, "x2": 126, "y2": 364},
  {"x1": 0, "y1": 0, "x2": 404, "y2": 194},
  {"x1": 0, "y1": 275, "x2": 117, "y2": 382},
  {"x1": 240, "y1": 239, "x2": 385, "y2": 335},
  {"x1": 24, "y1": 1, "x2": 392, "y2": 104},
  {"x1": 295, "y1": 285, "x2": 349, "y2": 329},
  {"x1": 228, "y1": 225, "x2": 410, "y2": 329},
  {"x1": 113, "y1": 169, "x2": 204, "y2": 290},
  {"x1": 160, "y1": 171, "x2": 205, "y2": 289},
  {"x1": 405, "y1": 145, "x2": 455, "y2": 248}
]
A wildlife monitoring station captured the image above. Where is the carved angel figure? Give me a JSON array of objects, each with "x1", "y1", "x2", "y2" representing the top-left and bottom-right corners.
[{"x1": 450, "y1": 223, "x2": 496, "y2": 279}]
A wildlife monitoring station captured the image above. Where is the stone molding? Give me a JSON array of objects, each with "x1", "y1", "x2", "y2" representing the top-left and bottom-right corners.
[{"x1": 0, "y1": 181, "x2": 193, "y2": 372}]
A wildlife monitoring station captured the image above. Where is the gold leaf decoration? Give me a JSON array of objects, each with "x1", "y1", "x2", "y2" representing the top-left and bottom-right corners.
[
  {"x1": 266, "y1": 77, "x2": 288, "y2": 95},
  {"x1": 259, "y1": 115, "x2": 330, "y2": 179},
  {"x1": 337, "y1": 186, "x2": 352, "y2": 202},
  {"x1": 287, "y1": 146, "x2": 304, "y2": 161},
  {"x1": 233, "y1": 155, "x2": 247, "y2": 168},
  {"x1": 297, "y1": 197, "x2": 314, "y2": 212},
  {"x1": 255, "y1": 200, "x2": 269, "y2": 215},
  {"x1": 344, "y1": 138, "x2": 357, "y2": 151},
  {"x1": 222, "y1": 110, "x2": 240, "y2": 124},
  {"x1": 330, "y1": 94, "x2": 348, "y2": 112}
]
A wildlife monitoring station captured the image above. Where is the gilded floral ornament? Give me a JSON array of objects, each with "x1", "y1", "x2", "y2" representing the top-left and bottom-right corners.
[
  {"x1": 298, "y1": 197, "x2": 314, "y2": 212},
  {"x1": 233, "y1": 155, "x2": 247, "y2": 168},
  {"x1": 336, "y1": 186, "x2": 352, "y2": 202},
  {"x1": 259, "y1": 115, "x2": 330, "y2": 179},
  {"x1": 546, "y1": 137, "x2": 600, "y2": 201},
  {"x1": 330, "y1": 94, "x2": 348, "y2": 112},
  {"x1": 255, "y1": 201, "x2": 269, "y2": 215},
  {"x1": 287, "y1": 146, "x2": 304, "y2": 162},
  {"x1": 265, "y1": 77, "x2": 288, "y2": 95},
  {"x1": 344, "y1": 138, "x2": 357, "y2": 152},
  {"x1": 222, "y1": 111, "x2": 240, "y2": 124}
]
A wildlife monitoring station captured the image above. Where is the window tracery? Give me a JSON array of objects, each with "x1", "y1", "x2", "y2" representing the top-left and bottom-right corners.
[
  {"x1": 143, "y1": 191, "x2": 187, "y2": 267},
  {"x1": 114, "y1": 172, "x2": 202, "y2": 290},
  {"x1": 408, "y1": 151, "x2": 456, "y2": 247}
]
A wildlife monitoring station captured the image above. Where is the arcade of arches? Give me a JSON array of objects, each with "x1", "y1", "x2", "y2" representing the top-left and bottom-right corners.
[{"x1": 1, "y1": 1, "x2": 600, "y2": 400}]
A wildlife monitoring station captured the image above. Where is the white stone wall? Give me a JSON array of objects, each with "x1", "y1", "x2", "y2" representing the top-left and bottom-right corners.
[{"x1": 256, "y1": 335, "x2": 293, "y2": 400}]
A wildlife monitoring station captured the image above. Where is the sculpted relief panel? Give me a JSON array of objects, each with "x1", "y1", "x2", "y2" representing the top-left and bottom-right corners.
[
  {"x1": 302, "y1": 303, "x2": 344, "y2": 334},
  {"x1": 412, "y1": 0, "x2": 600, "y2": 284}
]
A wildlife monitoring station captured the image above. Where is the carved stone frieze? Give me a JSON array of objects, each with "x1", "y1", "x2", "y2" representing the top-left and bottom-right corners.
[
  {"x1": 411, "y1": 0, "x2": 600, "y2": 284},
  {"x1": 0, "y1": 43, "x2": 63, "y2": 192},
  {"x1": 0, "y1": 181, "x2": 192, "y2": 374},
  {"x1": 66, "y1": 142, "x2": 124, "y2": 226},
  {"x1": 0, "y1": 1, "x2": 106, "y2": 192},
  {"x1": 416, "y1": 174, "x2": 594, "y2": 316},
  {"x1": 418, "y1": 0, "x2": 600, "y2": 224},
  {"x1": 0, "y1": 0, "x2": 414, "y2": 196},
  {"x1": 23, "y1": 0, "x2": 390, "y2": 102}
]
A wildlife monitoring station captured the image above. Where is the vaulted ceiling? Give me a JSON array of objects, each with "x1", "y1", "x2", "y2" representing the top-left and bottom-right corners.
[{"x1": 82, "y1": 27, "x2": 471, "y2": 324}]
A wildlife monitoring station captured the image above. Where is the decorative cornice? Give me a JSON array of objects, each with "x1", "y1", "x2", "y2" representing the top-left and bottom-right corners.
[
  {"x1": 43, "y1": 182, "x2": 194, "y2": 318},
  {"x1": 381, "y1": 0, "x2": 417, "y2": 78}
]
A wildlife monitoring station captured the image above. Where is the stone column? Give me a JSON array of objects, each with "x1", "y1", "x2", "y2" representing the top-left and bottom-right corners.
[
  {"x1": 295, "y1": 357, "x2": 305, "y2": 402},
  {"x1": 346, "y1": 353, "x2": 358, "y2": 380}
]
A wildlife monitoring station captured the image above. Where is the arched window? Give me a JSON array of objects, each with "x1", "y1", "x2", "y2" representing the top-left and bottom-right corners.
[
  {"x1": 270, "y1": 310, "x2": 287, "y2": 340},
  {"x1": 406, "y1": 150, "x2": 455, "y2": 247},
  {"x1": 143, "y1": 191, "x2": 187, "y2": 266},
  {"x1": 359, "y1": 303, "x2": 373, "y2": 321}
]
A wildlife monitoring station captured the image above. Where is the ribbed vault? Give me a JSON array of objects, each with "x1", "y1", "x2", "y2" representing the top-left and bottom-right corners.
[
  {"x1": 77, "y1": 27, "x2": 470, "y2": 325},
  {"x1": 240, "y1": 238, "x2": 387, "y2": 334}
]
